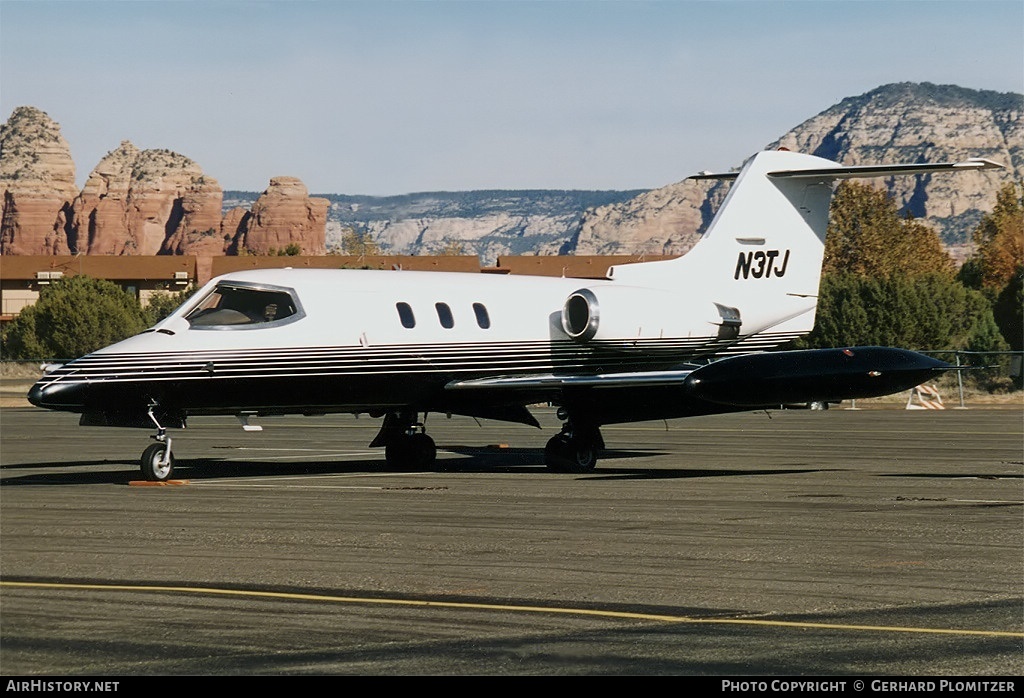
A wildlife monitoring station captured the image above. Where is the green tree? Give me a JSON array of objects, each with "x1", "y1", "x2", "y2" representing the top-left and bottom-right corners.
[
  {"x1": 954, "y1": 184, "x2": 1023, "y2": 385},
  {"x1": 806, "y1": 182, "x2": 1013, "y2": 356},
  {"x1": 797, "y1": 272, "x2": 1008, "y2": 354},
  {"x1": 145, "y1": 285, "x2": 197, "y2": 325},
  {"x1": 437, "y1": 238, "x2": 466, "y2": 255},
  {"x1": 268, "y1": 243, "x2": 302, "y2": 256},
  {"x1": 801, "y1": 273, "x2": 873, "y2": 349},
  {"x1": 824, "y1": 181, "x2": 954, "y2": 279},
  {"x1": 992, "y1": 266, "x2": 1023, "y2": 352},
  {"x1": 339, "y1": 227, "x2": 380, "y2": 256},
  {"x1": 1, "y1": 309, "x2": 46, "y2": 360},
  {"x1": 1, "y1": 275, "x2": 151, "y2": 360},
  {"x1": 960, "y1": 182, "x2": 1024, "y2": 293}
]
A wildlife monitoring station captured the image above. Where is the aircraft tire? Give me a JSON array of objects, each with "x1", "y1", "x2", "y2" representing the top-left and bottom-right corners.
[
  {"x1": 385, "y1": 434, "x2": 436, "y2": 470},
  {"x1": 384, "y1": 440, "x2": 407, "y2": 469},
  {"x1": 544, "y1": 434, "x2": 571, "y2": 472},
  {"x1": 545, "y1": 434, "x2": 598, "y2": 473},
  {"x1": 563, "y1": 436, "x2": 598, "y2": 473},
  {"x1": 409, "y1": 433, "x2": 437, "y2": 469},
  {"x1": 140, "y1": 443, "x2": 175, "y2": 482}
]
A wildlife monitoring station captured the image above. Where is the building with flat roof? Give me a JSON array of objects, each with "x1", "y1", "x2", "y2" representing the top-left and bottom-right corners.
[
  {"x1": 0, "y1": 253, "x2": 680, "y2": 327},
  {"x1": 1, "y1": 256, "x2": 196, "y2": 324}
]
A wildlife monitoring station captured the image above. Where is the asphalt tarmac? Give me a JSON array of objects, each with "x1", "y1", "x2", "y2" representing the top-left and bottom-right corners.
[{"x1": 1, "y1": 405, "x2": 1021, "y2": 677}]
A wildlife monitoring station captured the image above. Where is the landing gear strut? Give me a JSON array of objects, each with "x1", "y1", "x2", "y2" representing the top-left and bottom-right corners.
[
  {"x1": 371, "y1": 410, "x2": 437, "y2": 470},
  {"x1": 140, "y1": 406, "x2": 175, "y2": 481},
  {"x1": 544, "y1": 417, "x2": 603, "y2": 473}
]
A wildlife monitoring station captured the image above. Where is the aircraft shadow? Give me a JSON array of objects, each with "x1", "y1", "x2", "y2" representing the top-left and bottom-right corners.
[
  {"x1": 878, "y1": 472, "x2": 1023, "y2": 480},
  {"x1": 0, "y1": 446, "x2": 839, "y2": 486},
  {"x1": 1, "y1": 459, "x2": 129, "y2": 471}
]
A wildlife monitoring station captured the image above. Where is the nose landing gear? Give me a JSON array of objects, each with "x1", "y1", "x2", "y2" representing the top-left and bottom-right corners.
[{"x1": 140, "y1": 406, "x2": 175, "y2": 481}]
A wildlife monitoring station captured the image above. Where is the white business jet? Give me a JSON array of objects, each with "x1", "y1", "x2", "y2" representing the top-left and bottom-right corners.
[{"x1": 28, "y1": 149, "x2": 1001, "y2": 481}]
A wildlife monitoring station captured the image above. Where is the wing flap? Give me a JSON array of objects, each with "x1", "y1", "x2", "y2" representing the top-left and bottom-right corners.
[{"x1": 445, "y1": 368, "x2": 697, "y2": 391}]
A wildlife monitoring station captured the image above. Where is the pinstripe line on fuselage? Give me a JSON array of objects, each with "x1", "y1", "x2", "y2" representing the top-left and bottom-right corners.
[{"x1": 37, "y1": 332, "x2": 805, "y2": 387}]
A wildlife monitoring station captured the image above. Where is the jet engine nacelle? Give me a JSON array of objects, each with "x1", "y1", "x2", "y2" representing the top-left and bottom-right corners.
[{"x1": 560, "y1": 286, "x2": 741, "y2": 343}]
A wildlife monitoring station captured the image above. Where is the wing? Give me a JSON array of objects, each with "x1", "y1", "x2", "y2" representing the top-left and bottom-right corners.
[
  {"x1": 445, "y1": 367, "x2": 698, "y2": 391},
  {"x1": 444, "y1": 347, "x2": 952, "y2": 425}
]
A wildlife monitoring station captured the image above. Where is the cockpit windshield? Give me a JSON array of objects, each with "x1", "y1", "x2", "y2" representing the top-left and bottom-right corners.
[{"x1": 185, "y1": 282, "x2": 302, "y2": 328}]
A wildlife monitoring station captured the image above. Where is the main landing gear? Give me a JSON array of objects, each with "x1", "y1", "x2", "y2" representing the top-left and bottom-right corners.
[
  {"x1": 370, "y1": 408, "x2": 602, "y2": 473},
  {"x1": 544, "y1": 415, "x2": 603, "y2": 473},
  {"x1": 371, "y1": 411, "x2": 437, "y2": 470},
  {"x1": 140, "y1": 406, "x2": 175, "y2": 481}
]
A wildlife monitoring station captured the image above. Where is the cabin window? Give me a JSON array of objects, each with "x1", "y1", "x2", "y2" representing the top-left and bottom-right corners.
[
  {"x1": 472, "y1": 302, "x2": 491, "y2": 329},
  {"x1": 185, "y1": 282, "x2": 301, "y2": 329},
  {"x1": 396, "y1": 302, "x2": 415, "y2": 328},
  {"x1": 435, "y1": 302, "x2": 454, "y2": 329}
]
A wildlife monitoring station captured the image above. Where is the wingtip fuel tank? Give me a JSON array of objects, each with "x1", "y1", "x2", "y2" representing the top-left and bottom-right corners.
[{"x1": 684, "y1": 347, "x2": 950, "y2": 407}]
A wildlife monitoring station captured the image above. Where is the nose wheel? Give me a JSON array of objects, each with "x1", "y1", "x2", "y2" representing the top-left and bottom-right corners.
[
  {"x1": 141, "y1": 440, "x2": 175, "y2": 481},
  {"x1": 140, "y1": 406, "x2": 175, "y2": 482}
]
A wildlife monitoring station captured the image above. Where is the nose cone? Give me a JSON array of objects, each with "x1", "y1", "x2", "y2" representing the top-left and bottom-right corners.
[{"x1": 27, "y1": 380, "x2": 88, "y2": 411}]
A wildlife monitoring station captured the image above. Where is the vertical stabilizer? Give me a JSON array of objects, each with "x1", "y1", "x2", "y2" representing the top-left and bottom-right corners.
[{"x1": 606, "y1": 150, "x2": 1002, "y2": 341}]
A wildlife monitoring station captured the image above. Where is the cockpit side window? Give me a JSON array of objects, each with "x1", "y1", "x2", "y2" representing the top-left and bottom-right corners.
[{"x1": 185, "y1": 283, "x2": 302, "y2": 329}]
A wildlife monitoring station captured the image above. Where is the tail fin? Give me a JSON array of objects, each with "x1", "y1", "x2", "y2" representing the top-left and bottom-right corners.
[{"x1": 608, "y1": 149, "x2": 1002, "y2": 342}]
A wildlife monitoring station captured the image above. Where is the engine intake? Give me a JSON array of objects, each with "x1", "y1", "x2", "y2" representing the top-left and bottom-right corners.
[
  {"x1": 559, "y1": 285, "x2": 732, "y2": 345},
  {"x1": 561, "y1": 289, "x2": 599, "y2": 342}
]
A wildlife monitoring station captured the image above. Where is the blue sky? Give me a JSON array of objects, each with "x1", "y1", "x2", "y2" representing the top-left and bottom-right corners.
[{"x1": 1, "y1": 0, "x2": 1021, "y2": 195}]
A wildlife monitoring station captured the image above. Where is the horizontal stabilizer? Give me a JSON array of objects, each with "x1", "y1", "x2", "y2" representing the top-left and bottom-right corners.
[
  {"x1": 689, "y1": 157, "x2": 1003, "y2": 181},
  {"x1": 767, "y1": 158, "x2": 1004, "y2": 180}
]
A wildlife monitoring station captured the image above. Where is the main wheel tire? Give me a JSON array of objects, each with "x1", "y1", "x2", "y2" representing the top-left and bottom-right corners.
[
  {"x1": 141, "y1": 443, "x2": 175, "y2": 482},
  {"x1": 409, "y1": 433, "x2": 437, "y2": 469},
  {"x1": 385, "y1": 433, "x2": 437, "y2": 470},
  {"x1": 384, "y1": 439, "x2": 409, "y2": 469},
  {"x1": 545, "y1": 434, "x2": 598, "y2": 473},
  {"x1": 562, "y1": 437, "x2": 598, "y2": 473},
  {"x1": 544, "y1": 434, "x2": 571, "y2": 472}
]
